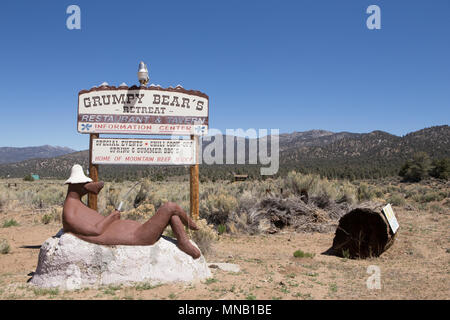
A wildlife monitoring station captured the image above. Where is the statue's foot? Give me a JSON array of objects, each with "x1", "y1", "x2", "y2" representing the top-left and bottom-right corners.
[
  {"x1": 177, "y1": 239, "x2": 201, "y2": 259},
  {"x1": 170, "y1": 204, "x2": 199, "y2": 231},
  {"x1": 184, "y1": 216, "x2": 199, "y2": 231}
]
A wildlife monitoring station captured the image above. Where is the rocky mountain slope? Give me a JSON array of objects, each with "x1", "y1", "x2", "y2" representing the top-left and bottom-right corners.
[
  {"x1": 0, "y1": 125, "x2": 448, "y2": 180},
  {"x1": 0, "y1": 145, "x2": 76, "y2": 165}
]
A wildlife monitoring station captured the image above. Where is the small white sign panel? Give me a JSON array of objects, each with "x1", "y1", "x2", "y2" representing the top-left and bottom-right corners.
[
  {"x1": 92, "y1": 138, "x2": 197, "y2": 165},
  {"x1": 382, "y1": 203, "x2": 400, "y2": 234}
]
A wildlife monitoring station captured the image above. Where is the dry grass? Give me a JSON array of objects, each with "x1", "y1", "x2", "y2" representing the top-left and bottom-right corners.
[
  {"x1": 0, "y1": 175, "x2": 448, "y2": 300},
  {"x1": 1, "y1": 174, "x2": 448, "y2": 231}
]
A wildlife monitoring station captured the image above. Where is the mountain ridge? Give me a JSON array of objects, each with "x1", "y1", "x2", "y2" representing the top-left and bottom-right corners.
[
  {"x1": 0, "y1": 125, "x2": 448, "y2": 180},
  {"x1": 0, "y1": 145, "x2": 77, "y2": 165}
]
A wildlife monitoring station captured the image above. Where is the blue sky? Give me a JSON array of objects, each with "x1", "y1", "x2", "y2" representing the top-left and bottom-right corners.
[{"x1": 0, "y1": 0, "x2": 449, "y2": 151}]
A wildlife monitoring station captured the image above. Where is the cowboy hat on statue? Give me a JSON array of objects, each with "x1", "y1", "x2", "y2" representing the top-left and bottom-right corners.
[{"x1": 64, "y1": 164, "x2": 93, "y2": 184}]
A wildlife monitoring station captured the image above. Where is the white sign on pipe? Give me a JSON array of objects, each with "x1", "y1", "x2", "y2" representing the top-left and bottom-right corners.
[{"x1": 382, "y1": 203, "x2": 399, "y2": 234}]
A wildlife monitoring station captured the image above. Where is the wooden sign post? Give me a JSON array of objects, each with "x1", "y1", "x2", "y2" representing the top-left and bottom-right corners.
[
  {"x1": 190, "y1": 135, "x2": 200, "y2": 220},
  {"x1": 88, "y1": 133, "x2": 99, "y2": 210}
]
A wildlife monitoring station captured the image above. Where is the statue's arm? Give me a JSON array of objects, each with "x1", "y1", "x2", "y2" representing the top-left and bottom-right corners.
[{"x1": 64, "y1": 210, "x2": 120, "y2": 236}]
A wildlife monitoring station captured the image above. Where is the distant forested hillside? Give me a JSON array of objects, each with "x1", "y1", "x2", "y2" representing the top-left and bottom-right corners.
[{"x1": 0, "y1": 125, "x2": 448, "y2": 181}]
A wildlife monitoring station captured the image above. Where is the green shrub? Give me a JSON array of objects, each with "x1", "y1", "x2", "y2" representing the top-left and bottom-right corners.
[
  {"x1": 399, "y1": 152, "x2": 432, "y2": 182},
  {"x1": 429, "y1": 204, "x2": 445, "y2": 214},
  {"x1": 430, "y1": 158, "x2": 449, "y2": 180},
  {"x1": 238, "y1": 190, "x2": 258, "y2": 211},
  {"x1": 293, "y1": 249, "x2": 315, "y2": 258},
  {"x1": 336, "y1": 183, "x2": 357, "y2": 204},
  {"x1": 386, "y1": 185, "x2": 400, "y2": 194},
  {"x1": 188, "y1": 219, "x2": 217, "y2": 256},
  {"x1": 423, "y1": 192, "x2": 442, "y2": 203},
  {"x1": 0, "y1": 192, "x2": 8, "y2": 212},
  {"x1": 102, "y1": 284, "x2": 121, "y2": 295},
  {"x1": 2, "y1": 219, "x2": 19, "y2": 228},
  {"x1": 205, "y1": 278, "x2": 218, "y2": 285},
  {"x1": 246, "y1": 294, "x2": 256, "y2": 300},
  {"x1": 0, "y1": 239, "x2": 10, "y2": 254},
  {"x1": 357, "y1": 183, "x2": 374, "y2": 202},
  {"x1": 329, "y1": 283, "x2": 338, "y2": 293},
  {"x1": 31, "y1": 187, "x2": 65, "y2": 208},
  {"x1": 404, "y1": 188, "x2": 418, "y2": 199},
  {"x1": 342, "y1": 249, "x2": 350, "y2": 259},
  {"x1": 285, "y1": 171, "x2": 349, "y2": 206},
  {"x1": 33, "y1": 287, "x2": 59, "y2": 296},
  {"x1": 217, "y1": 224, "x2": 226, "y2": 235},
  {"x1": 51, "y1": 207, "x2": 62, "y2": 223},
  {"x1": 416, "y1": 202, "x2": 428, "y2": 211},
  {"x1": 374, "y1": 188, "x2": 384, "y2": 199},
  {"x1": 285, "y1": 171, "x2": 318, "y2": 196},
  {"x1": 23, "y1": 174, "x2": 34, "y2": 182},
  {"x1": 388, "y1": 193, "x2": 406, "y2": 206},
  {"x1": 414, "y1": 191, "x2": 447, "y2": 203},
  {"x1": 135, "y1": 283, "x2": 161, "y2": 291},
  {"x1": 41, "y1": 213, "x2": 52, "y2": 225},
  {"x1": 123, "y1": 201, "x2": 155, "y2": 221},
  {"x1": 200, "y1": 193, "x2": 238, "y2": 225}
]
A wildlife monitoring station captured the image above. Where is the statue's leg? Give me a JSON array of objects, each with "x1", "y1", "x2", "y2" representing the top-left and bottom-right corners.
[
  {"x1": 133, "y1": 204, "x2": 173, "y2": 245},
  {"x1": 133, "y1": 202, "x2": 198, "y2": 244},
  {"x1": 162, "y1": 202, "x2": 199, "y2": 231},
  {"x1": 133, "y1": 203, "x2": 201, "y2": 259},
  {"x1": 170, "y1": 215, "x2": 201, "y2": 259},
  {"x1": 83, "y1": 181, "x2": 104, "y2": 194}
]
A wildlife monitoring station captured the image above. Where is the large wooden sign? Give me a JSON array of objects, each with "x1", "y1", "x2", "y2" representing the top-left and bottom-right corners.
[
  {"x1": 80, "y1": 80, "x2": 205, "y2": 220},
  {"x1": 91, "y1": 138, "x2": 197, "y2": 165},
  {"x1": 78, "y1": 85, "x2": 209, "y2": 135}
]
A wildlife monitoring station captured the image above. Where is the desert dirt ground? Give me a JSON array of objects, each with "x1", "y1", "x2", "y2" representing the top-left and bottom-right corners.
[{"x1": 0, "y1": 205, "x2": 449, "y2": 300}]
